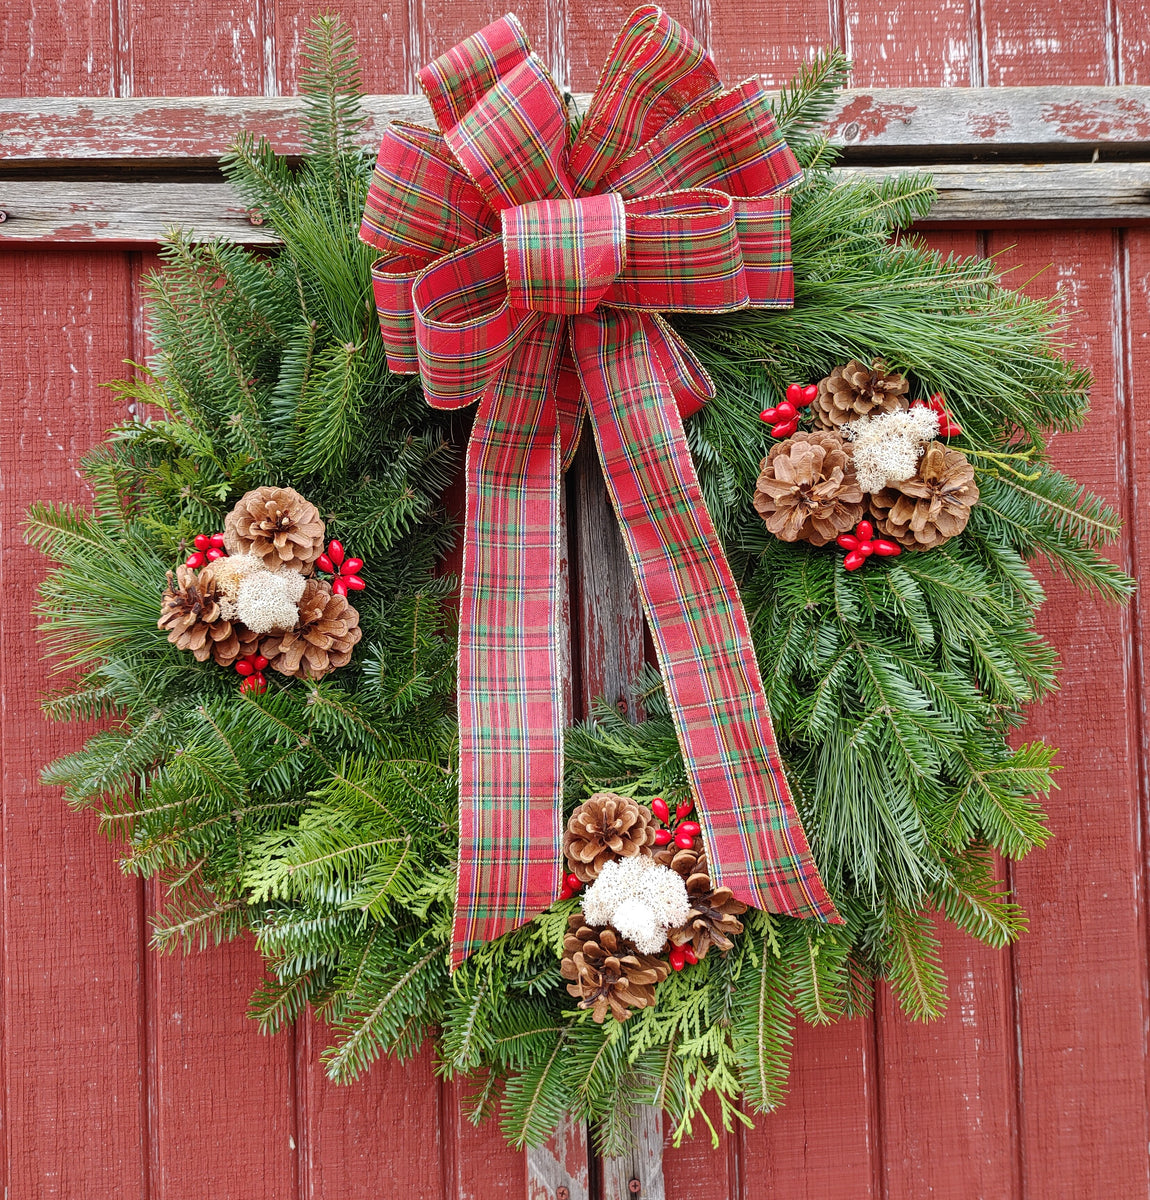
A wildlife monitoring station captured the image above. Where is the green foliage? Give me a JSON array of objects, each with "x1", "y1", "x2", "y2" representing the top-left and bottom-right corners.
[{"x1": 25, "y1": 19, "x2": 1131, "y2": 1152}]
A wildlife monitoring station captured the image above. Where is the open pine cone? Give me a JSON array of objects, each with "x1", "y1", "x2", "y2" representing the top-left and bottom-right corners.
[
  {"x1": 563, "y1": 792, "x2": 658, "y2": 883},
  {"x1": 224, "y1": 486, "x2": 325, "y2": 570},
  {"x1": 260, "y1": 578, "x2": 362, "y2": 680},
  {"x1": 814, "y1": 359, "x2": 909, "y2": 429},
  {"x1": 869, "y1": 441, "x2": 979, "y2": 550},
  {"x1": 158, "y1": 564, "x2": 259, "y2": 666},
  {"x1": 753, "y1": 430, "x2": 865, "y2": 546},
  {"x1": 669, "y1": 871, "x2": 747, "y2": 961},
  {"x1": 560, "y1": 914, "x2": 670, "y2": 1023}
]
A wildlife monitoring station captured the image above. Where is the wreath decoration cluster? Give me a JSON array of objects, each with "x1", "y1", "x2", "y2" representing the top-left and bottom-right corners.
[{"x1": 29, "y1": 19, "x2": 1132, "y2": 1153}]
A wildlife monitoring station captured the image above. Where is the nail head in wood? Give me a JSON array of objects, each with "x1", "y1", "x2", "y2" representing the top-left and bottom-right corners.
[
  {"x1": 629, "y1": 1179, "x2": 642, "y2": 1194},
  {"x1": 557, "y1": 1187, "x2": 570, "y2": 1199}
]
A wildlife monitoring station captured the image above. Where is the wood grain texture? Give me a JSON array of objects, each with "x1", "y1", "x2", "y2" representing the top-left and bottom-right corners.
[
  {"x1": 7, "y1": 164, "x2": 1148, "y2": 246},
  {"x1": 526, "y1": 1112, "x2": 591, "y2": 1200},
  {"x1": 6, "y1": 88, "x2": 1147, "y2": 166},
  {"x1": 0, "y1": 246, "x2": 148, "y2": 1196},
  {"x1": 991, "y1": 228, "x2": 1150, "y2": 1199},
  {"x1": 707, "y1": 0, "x2": 832, "y2": 87},
  {"x1": 980, "y1": 0, "x2": 1113, "y2": 86},
  {"x1": 844, "y1": 0, "x2": 974, "y2": 87},
  {"x1": 601, "y1": 1106, "x2": 665, "y2": 1200},
  {"x1": 0, "y1": 0, "x2": 115, "y2": 97},
  {"x1": 273, "y1": 0, "x2": 408, "y2": 95}
]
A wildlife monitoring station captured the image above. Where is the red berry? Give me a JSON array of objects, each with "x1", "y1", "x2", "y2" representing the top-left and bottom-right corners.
[
  {"x1": 253, "y1": 655, "x2": 269, "y2": 670},
  {"x1": 759, "y1": 407, "x2": 778, "y2": 423},
  {"x1": 859, "y1": 541, "x2": 874, "y2": 557},
  {"x1": 193, "y1": 533, "x2": 210, "y2": 551},
  {"x1": 240, "y1": 672, "x2": 267, "y2": 694},
  {"x1": 316, "y1": 554, "x2": 334, "y2": 574},
  {"x1": 675, "y1": 800, "x2": 693, "y2": 820},
  {"x1": 343, "y1": 575, "x2": 366, "y2": 591},
  {"x1": 206, "y1": 547, "x2": 224, "y2": 561},
  {"x1": 873, "y1": 539, "x2": 901, "y2": 557},
  {"x1": 775, "y1": 401, "x2": 797, "y2": 422},
  {"x1": 837, "y1": 534, "x2": 859, "y2": 551},
  {"x1": 857, "y1": 520, "x2": 873, "y2": 543},
  {"x1": 678, "y1": 820, "x2": 702, "y2": 837},
  {"x1": 236, "y1": 660, "x2": 254, "y2": 676},
  {"x1": 564, "y1": 873, "x2": 582, "y2": 891},
  {"x1": 801, "y1": 384, "x2": 818, "y2": 404},
  {"x1": 682, "y1": 945, "x2": 698, "y2": 966},
  {"x1": 785, "y1": 383, "x2": 803, "y2": 404},
  {"x1": 770, "y1": 420, "x2": 797, "y2": 438},
  {"x1": 652, "y1": 797, "x2": 670, "y2": 823},
  {"x1": 185, "y1": 551, "x2": 206, "y2": 568},
  {"x1": 342, "y1": 557, "x2": 364, "y2": 576},
  {"x1": 669, "y1": 946, "x2": 687, "y2": 972},
  {"x1": 844, "y1": 550, "x2": 866, "y2": 571},
  {"x1": 675, "y1": 828, "x2": 695, "y2": 849},
  {"x1": 654, "y1": 829, "x2": 673, "y2": 846},
  {"x1": 328, "y1": 539, "x2": 345, "y2": 566},
  {"x1": 558, "y1": 884, "x2": 575, "y2": 901},
  {"x1": 209, "y1": 532, "x2": 226, "y2": 548},
  {"x1": 332, "y1": 579, "x2": 348, "y2": 597}
]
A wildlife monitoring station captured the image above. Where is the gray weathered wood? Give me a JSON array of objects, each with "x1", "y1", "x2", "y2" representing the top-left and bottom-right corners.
[
  {"x1": 2, "y1": 87, "x2": 1147, "y2": 165},
  {"x1": 600, "y1": 1105, "x2": 666, "y2": 1200},
  {"x1": 2, "y1": 162, "x2": 1145, "y2": 243},
  {"x1": 526, "y1": 1112, "x2": 590, "y2": 1200}
]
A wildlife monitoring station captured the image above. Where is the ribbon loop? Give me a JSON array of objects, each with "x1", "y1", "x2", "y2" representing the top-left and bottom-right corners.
[{"x1": 502, "y1": 193, "x2": 627, "y2": 314}]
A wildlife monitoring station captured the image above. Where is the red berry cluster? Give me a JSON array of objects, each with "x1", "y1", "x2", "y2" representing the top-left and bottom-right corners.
[
  {"x1": 315, "y1": 539, "x2": 366, "y2": 597},
  {"x1": 185, "y1": 532, "x2": 226, "y2": 569},
  {"x1": 236, "y1": 653, "x2": 269, "y2": 694},
  {"x1": 837, "y1": 519, "x2": 901, "y2": 571},
  {"x1": 912, "y1": 392, "x2": 962, "y2": 438},
  {"x1": 650, "y1": 796, "x2": 702, "y2": 972},
  {"x1": 759, "y1": 383, "x2": 818, "y2": 438},
  {"x1": 558, "y1": 872, "x2": 584, "y2": 901}
]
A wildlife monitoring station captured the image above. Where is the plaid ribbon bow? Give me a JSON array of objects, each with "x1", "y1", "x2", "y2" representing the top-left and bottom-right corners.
[{"x1": 360, "y1": 6, "x2": 840, "y2": 966}]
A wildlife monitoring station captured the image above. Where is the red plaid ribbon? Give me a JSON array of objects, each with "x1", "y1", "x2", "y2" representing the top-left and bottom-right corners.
[{"x1": 360, "y1": 6, "x2": 841, "y2": 966}]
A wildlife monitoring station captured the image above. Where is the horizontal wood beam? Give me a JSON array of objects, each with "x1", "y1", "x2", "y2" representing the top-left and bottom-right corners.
[
  {"x1": 0, "y1": 87, "x2": 1146, "y2": 166},
  {"x1": 1, "y1": 162, "x2": 1145, "y2": 244}
]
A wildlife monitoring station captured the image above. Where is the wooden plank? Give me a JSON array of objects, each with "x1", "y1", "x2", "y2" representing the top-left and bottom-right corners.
[
  {"x1": 980, "y1": 0, "x2": 1113, "y2": 87},
  {"x1": 872, "y1": 229, "x2": 1020, "y2": 1200},
  {"x1": 0, "y1": 0, "x2": 115, "y2": 97},
  {"x1": 601, "y1": 1106, "x2": 665, "y2": 1200},
  {"x1": 1118, "y1": 0, "x2": 1150, "y2": 85},
  {"x1": 990, "y1": 227, "x2": 1149, "y2": 1199},
  {"x1": 0, "y1": 245, "x2": 148, "y2": 1196},
  {"x1": 843, "y1": 0, "x2": 975, "y2": 87},
  {"x1": 5, "y1": 87, "x2": 1147, "y2": 167},
  {"x1": 3, "y1": 163, "x2": 1146, "y2": 246},
  {"x1": 708, "y1": 0, "x2": 834, "y2": 87},
  {"x1": 526, "y1": 1113, "x2": 591, "y2": 1200},
  {"x1": 272, "y1": 1, "x2": 409, "y2": 96}
]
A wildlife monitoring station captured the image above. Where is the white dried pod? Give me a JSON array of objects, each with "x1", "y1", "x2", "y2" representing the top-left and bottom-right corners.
[
  {"x1": 581, "y1": 854, "x2": 691, "y2": 955},
  {"x1": 843, "y1": 405, "x2": 941, "y2": 493}
]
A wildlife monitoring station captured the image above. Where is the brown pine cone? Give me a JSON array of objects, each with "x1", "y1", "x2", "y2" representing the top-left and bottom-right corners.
[
  {"x1": 560, "y1": 914, "x2": 670, "y2": 1023},
  {"x1": 563, "y1": 792, "x2": 658, "y2": 884},
  {"x1": 813, "y1": 359, "x2": 909, "y2": 429},
  {"x1": 260, "y1": 578, "x2": 362, "y2": 680},
  {"x1": 753, "y1": 430, "x2": 865, "y2": 546},
  {"x1": 869, "y1": 441, "x2": 979, "y2": 550},
  {"x1": 158, "y1": 565, "x2": 259, "y2": 667},
  {"x1": 654, "y1": 840, "x2": 706, "y2": 878},
  {"x1": 223, "y1": 486, "x2": 325, "y2": 570},
  {"x1": 668, "y1": 868, "x2": 748, "y2": 960}
]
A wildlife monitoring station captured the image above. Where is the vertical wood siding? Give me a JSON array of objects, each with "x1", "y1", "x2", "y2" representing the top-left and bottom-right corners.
[{"x1": 1, "y1": 3, "x2": 1148, "y2": 1197}]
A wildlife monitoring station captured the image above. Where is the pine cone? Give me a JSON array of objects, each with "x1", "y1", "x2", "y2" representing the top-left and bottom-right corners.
[
  {"x1": 753, "y1": 430, "x2": 865, "y2": 546},
  {"x1": 667, "y1": 865, "x2": 748, "y2": 960},
  {"x1": 869, "y1": 441, "x2": 979, "y2": 550},
  {"x1": 560, "y1": 914, "x2": 670, "y2": 1023},
  {"x1": 563, "y1": 792, "x2": 658, "y2": 884},
  {"x1": 260, "y1": 578, "x2": 362, "y2": 680},
  {"x1": 654, "y1": 840, "x2": 706, "y2": 878},
  {"x1": 223, "y1": 486, "x2": 325, "y2": 570},
  {"x1": 813, "y1": 359, "x2": 909, "y2": 429},
  {"x1": 158, "y1": 564, "x2": 259, "y2": 667}
]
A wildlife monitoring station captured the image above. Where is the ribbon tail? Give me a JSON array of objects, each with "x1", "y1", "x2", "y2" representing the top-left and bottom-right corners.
[
  {"x1": 571, "y1": 308, "x2": 840, "y2": 924},
  {"x1": 452, "y1": 316, "x2": 567, "y2": 968}
]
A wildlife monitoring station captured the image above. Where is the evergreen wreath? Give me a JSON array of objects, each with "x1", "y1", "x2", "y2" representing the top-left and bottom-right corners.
[{"x1": 27, "y1": 19, "x2": 1133, "y2": 1154}]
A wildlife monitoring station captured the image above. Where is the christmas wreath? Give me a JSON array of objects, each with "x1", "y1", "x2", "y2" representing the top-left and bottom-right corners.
[{"x1": 28, "y1": 15, "x2": 1132, "y2": 1153}]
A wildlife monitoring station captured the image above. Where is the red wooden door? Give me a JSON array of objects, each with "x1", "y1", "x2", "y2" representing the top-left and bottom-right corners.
[{"x1": 2, "y1": 3, "x2": 1149, "y2": 1197}]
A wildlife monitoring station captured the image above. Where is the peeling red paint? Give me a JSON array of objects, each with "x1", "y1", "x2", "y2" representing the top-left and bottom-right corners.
[
  {"x1": 968, "y1": 110, "x2": 1014, "y2": 139},
  {"x1": 1043, "y1": 97, "x2": 1150, "y2": 142},
  {"x1": 825, "y1": 93, "x2": 919, "y2": 143}
]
